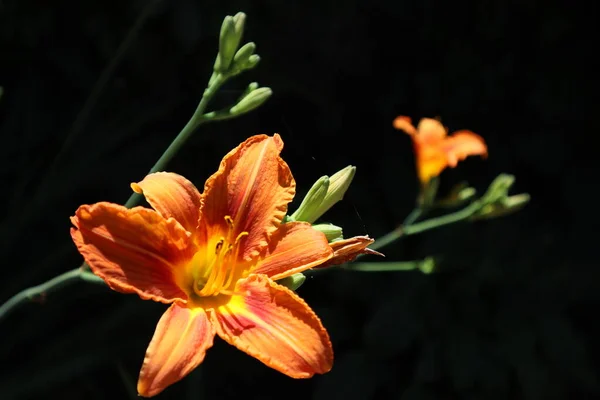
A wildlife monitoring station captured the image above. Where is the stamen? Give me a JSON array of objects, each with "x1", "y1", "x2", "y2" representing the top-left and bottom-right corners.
[
  {"x1": 193, "y1": 218, "x2": 249, "y2": 297},
  {"x1": 224, "y1": 215, "x2": 234, "y2": 230},
  {"x1": 215, "y1": 238, "x2": 224, "y2": 253}
]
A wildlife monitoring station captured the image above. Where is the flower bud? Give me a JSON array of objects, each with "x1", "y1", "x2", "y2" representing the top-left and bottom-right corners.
[
  {"x1": 277, "y1": 273, "x2": 306, "y2": 291},
  {"x1": 229, "y1": 87, "x2": 272, "y2": 116},
  {"x1": 472, "y1": 193, "x2": 530, "y2": 220},
  {"x1": 480, "y1": 173, "x2": 515, "y2": 205},
  {"x1": 318, "y1": 165, "x2": 356, "y2": 217},
  {"x1": 214, "y1": 12, "x2": 246, "y2": 73},
  {"x1": 290, "y1": 176, "x2": 330, "y2": 223},
  {"x1": 312, "y1": 223, "x2": 344, "y2": 242}
]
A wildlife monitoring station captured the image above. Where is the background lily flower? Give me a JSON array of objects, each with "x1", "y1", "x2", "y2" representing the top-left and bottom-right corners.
[
  {"x1": 70, "y1": 134, "x2": 371, "y2": 397},
  {"x1": 393, "y1": 116, "x2": 488, "y2": 184}
]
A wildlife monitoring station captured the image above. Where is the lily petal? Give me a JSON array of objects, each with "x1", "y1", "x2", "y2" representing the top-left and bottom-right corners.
[
  {"x1": 315, "y1": 235, "x2": 381, "y2": 268},
  {"x1": 415, "y1": 144, "x2": 448, "y2": 184},
  {"x1": 252, "y1": 222, "x2": 333, "y2": 280},
  {"x1": 199, "y1": 134, "x2": 295, "y2": 261},
  {"x1": 443, "y1": 130, "x2": 488, "y2": 168},
  {"x1": 131, "y1": 172, "x2": 202, "y2": 234},
  {"x1": 416, "y1": 118, "x2": 447, "y2": 142},
  {"x1": 211, "y1": 274, "x2": 333, "y2": 378},
  {"x1": 70, "y1": 202, "x2": 191, "y2": 303},
  {"x1": 138, "y1": 304, "x2": 215, "y2": 397},
  {"x1": 392, "y1": 116, "x2": 417, "y2": 136}
]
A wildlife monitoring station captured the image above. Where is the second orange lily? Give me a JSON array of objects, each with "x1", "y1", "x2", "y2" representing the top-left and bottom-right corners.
[
  {"x1": 393, "y1": 116, "x2": 488, "y2": 184},
  {"x1": 70, "y1": 134, "x2": 373, "y2": 397}
]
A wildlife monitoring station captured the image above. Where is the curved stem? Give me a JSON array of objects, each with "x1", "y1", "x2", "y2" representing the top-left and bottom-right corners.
[
  {"x1": 125, "y1": 73, "x2": 226, "y2": 208},
  {"x1": 0, "y1": 269, "x2": 103, "y2": 322},
  {"x1": 2, "y1": 73, "x2": 229, "y2": 320}
]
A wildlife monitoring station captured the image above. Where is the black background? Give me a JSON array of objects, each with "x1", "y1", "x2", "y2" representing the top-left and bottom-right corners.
[{"x1": 1, "y1": 0, "x2": 597, "y2": 399}]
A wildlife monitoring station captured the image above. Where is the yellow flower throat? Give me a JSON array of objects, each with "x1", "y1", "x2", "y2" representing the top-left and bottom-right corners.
[{"x1": 192, "y1": 215, "x2": 248, "y2": 297}]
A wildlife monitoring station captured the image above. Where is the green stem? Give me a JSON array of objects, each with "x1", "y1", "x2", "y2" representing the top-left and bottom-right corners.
[
  {"x1": 369, "y1": 201, "x2": 481, "y2": 252},
  {"x1": 2, "y1": 72, "x2": 229, "y2": 320},
  {"x1": 342, "y1": 261, "x2": 420, "y2": 272},
  {"x1": 0, "y1": 269, "x2": 103, "y2": 322},
  {"x1": 125, "y1": 73, "x2": 226, "y2": 208}
]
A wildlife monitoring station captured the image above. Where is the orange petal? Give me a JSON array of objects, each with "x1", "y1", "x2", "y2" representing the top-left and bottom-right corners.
[
  {"x1": 392, "y1": 116, "x2": 417, "y2": 135},
  {"x1": 443, "y1": 130, "x2": 488, "y2": 168},
  {"x1": 415, "y1": 118, "x2": 447, "y2": 142},
  {"x1": 137, "y1": 304, "x2": 215, "y2": 397},
  {"x1": 252, "y1": 222, "x2": 333, "y2": 280},
  {"x1": 211, "y1": 274, "x2": 333, "y2": 378},
  {"x1": 415, "y1": 143, "x2": 448, "y2": 183},
  {"x1": 131, "y1": 172, "x2": 201, "y2": 234},
  {"x1": 70, "y1": 202, "x2": 192, "y2": 303},
  {"x1": 198, "y1": 134, "x2": 295, "y2": 261},
  {"x1": 315, "y1": 235, "x2": 382, "y2": 269}
]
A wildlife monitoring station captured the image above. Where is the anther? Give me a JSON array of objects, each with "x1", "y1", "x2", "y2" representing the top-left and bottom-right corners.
[
  {"x1": 215, "y1": 238, "x2": 224, "y2": 253},
  {"x1": 224, "y1": 215, "x2": 234, "y2": 230}
]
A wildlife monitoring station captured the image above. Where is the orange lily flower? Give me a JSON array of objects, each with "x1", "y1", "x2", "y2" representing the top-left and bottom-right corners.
[
  {"x1": 393, "y1": 116, "x2": 488, "y2": 184},
  {"x1": 70, "y1": 134, "x2": 372, "y2": 397}
]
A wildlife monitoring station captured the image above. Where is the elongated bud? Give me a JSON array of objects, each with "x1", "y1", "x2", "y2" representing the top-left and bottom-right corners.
[
  {"x1": 229, "y1": 87, "x2": 272, "y2": 115},
  {"x1": 233, "y1": 42, "x2": 256, "y2": 66},
  {"x1": 215, "y1": 12, "x2": 246, "y2": 73},
  {"x1": 436, "y1": 182, "x2": 477, "y2": 208},
  {"x1": 290, "y1": 176, "x2": 330, "y2": 223},
  {"x1": 472, "y1": 193, "x2": 530, "y2": 220},
  {"x1": 312, "y1": 223, "x2": 344, "y2": 242},
  {"x1": 235, "y1": 81, "x2": 259, "y2": 104},
  {"x1": 481, "y1": 173, "x2": 515, "y2": 204},
  {"x1": 277, "y1": 273, "x2": 306, "y2": 291},
  {"x1": 318, "y1": 165, "x2": 356, "y2": 218}
]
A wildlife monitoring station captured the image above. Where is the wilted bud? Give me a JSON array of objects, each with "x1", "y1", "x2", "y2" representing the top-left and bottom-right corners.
[
  {"x1": 472, "y1": 193, "x2": 530, "y2": 220},
  {"x1": 214, "y1": 12, "x2": 246, "y2": 73},
  {"x1": 277, "y1": 273, "x2": 306, "y2": 291},
  {"x1": 312, "y1": 223, "x2": 344, "y2": 242},
  {"x1": 229, "y1": 87, "x2": 272, "y2": 116},
  {"x1": 290, "y1": 176, "x2": 330, "y2": 222}
]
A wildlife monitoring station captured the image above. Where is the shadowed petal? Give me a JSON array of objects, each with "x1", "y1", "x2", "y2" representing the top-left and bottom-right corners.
[
  {"x1": 70, "y1": 202, "x2": 192, "y2": 303},
  {"x1": 198, "y1": 134, "x2": 295, "y2": 261},
  {"x1": 252, "y1": 222, "x2": 333, "y2": 280},
  {"x1": 443, "y1": 130, "x2": 488, "y2": 167},
  {"x1": 211, "y1": 274, "x2": 333, "y2": 378},
  {"x1": 315, "y1": 235, "x2": 382, "y2": 268},
  {"x1": 131, "y1": 172, "x2": 202, "y2": 234},
  {"x1": 138, "y1": 304, "x2": 215, "y2": 397}
]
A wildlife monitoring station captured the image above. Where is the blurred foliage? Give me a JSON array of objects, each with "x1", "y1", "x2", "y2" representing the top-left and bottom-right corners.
[{"x1": 0, "y1": 0, "x2": 597, "y2": 399}]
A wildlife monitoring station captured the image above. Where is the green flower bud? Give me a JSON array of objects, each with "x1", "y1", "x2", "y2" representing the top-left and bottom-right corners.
[
  {"x1": 214, "y1": 12, "x2": 246, "y2": 73},
  {"x1": 436, "y1": 182, "x2": 477, "y2": 208},
  {"x1": 290, "y1": 176, "x2": 330, "y2": 223},
  {"x1": 318, "y1": 165, "x2": 356, "y2": 217},
  {"x1": 312, "y1": 223, "x2": 344, "y2": 242},
  {"x1": 291, "y1": 166, "x2": 356, "y2": 223},
  {"x1": 233, "y1": 42, "x2": 256, "y2": 66},
  {"x1": 481, "y1": 173, "x2": 515, "y2": 204},
  {"x1": 229, "y1": 87, "x2": 272, "y2": 116},
  {"x1": 277, "y1": 273, "x2": 306, "y2": 291},
  {"x1": 418, "y1": 257, "x2": 436, "y2": 274},
  {"x1": 472, "y1": 193, "x2": 530, "y2": 220}
]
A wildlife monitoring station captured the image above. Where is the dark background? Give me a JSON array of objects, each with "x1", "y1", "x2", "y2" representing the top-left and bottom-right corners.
[{"x1": 1, "y1": 0, "x2": 597, "y2": 399}]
